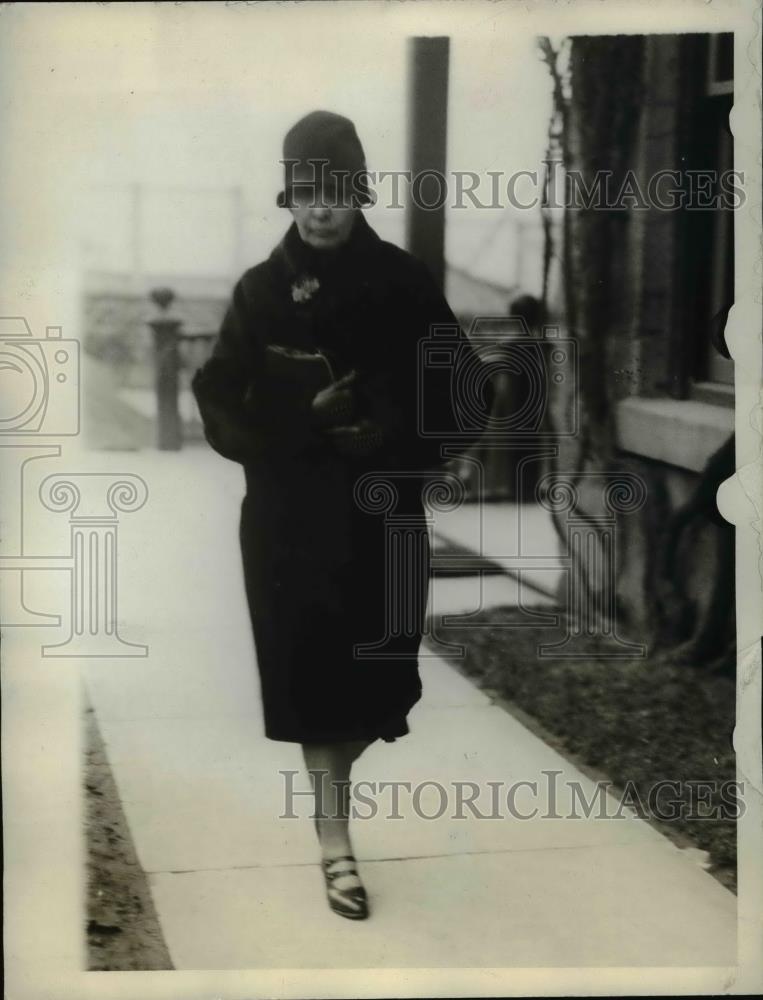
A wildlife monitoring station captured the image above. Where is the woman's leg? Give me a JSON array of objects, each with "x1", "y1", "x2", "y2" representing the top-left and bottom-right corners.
[
  {"x1": 302, "y1": 739, "x2": 371, "y2": 856},
  {"x1": 302, "y1": 739, "x2": 372, "y2": 900}
]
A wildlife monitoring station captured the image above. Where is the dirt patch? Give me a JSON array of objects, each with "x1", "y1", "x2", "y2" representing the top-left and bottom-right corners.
[
  {"x1": 85, "y1": 701, "x2": 173, "y2": 970},
  {"x1": 427, "y1": 605, "x2": 737, "y2": 893}
]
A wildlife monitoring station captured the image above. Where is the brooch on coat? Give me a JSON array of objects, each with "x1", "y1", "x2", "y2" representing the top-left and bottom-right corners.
[{"x1": 291, "y1": 276, "x2": 320, "y2": 304}]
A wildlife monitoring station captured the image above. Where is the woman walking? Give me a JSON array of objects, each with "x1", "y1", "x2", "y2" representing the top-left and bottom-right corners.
[{"x1": 191, "y1": 110, "x2": 490, "y2": 920}]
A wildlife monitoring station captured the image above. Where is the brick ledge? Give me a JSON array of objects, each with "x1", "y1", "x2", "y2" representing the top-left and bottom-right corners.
[{"x1": 615, "y1": 396, "x2": 734, "y2": 472}]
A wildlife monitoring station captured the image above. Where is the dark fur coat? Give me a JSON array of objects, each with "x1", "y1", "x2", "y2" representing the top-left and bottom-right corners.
[{"x1": 191, "y1": 213, "x2": 490, "y2": 742}]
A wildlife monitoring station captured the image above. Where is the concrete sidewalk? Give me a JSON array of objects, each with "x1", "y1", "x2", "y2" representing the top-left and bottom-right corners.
[{"x1": 80, "y1": 446, "x2": 736, "y2": 969}]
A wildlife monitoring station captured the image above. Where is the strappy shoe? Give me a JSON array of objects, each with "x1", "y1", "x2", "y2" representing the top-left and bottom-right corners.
[{"x1": 321, "y1": 855, "x2": 369, "y2": 920}]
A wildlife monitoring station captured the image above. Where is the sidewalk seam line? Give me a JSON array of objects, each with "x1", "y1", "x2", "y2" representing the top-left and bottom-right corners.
[{"x1": 146, "y1": 839, "x2": 670, "y2": 877}]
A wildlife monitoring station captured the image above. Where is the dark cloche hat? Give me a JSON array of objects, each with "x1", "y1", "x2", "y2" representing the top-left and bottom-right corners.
[{"x1": 276, "y1": 110, "x2": 373, "y2": 208}]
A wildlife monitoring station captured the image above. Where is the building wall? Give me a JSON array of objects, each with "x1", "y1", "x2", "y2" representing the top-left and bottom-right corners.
[{"x1": 543, "y1": 34, "x2": 734, "y2": 667}]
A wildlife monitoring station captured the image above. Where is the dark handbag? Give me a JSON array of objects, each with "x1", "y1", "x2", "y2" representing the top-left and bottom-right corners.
[
  {"x1": 193, "y1": 345, "x2": 335, "y2": 462},
  {"x1": 243, "y1": 344, "x2": 335, "y2": 451}
]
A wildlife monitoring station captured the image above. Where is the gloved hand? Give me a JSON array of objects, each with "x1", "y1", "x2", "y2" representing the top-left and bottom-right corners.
[
  {"x1": 311, "y1": 370, "x2": 359, "y2": 429},
  {"x1": 324, "y1": 418, "x2": 385, "y2": 458}
]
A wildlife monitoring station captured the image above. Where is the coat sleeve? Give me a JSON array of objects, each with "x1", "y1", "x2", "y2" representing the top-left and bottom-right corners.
[
  {"x1": 190, "y1": 278, "x2": 260, "y2": 464},
  {"x1": 190, "y1": 275, "x2": 324, "y2": 464},
  {"x1": 361, "y1": 258, "x2": 494, "y2": 472}
]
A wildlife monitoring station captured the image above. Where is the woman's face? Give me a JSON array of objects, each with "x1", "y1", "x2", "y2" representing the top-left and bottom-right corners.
[{"x1": 288, "y1": 187, "x2": 357, "y2": 251}]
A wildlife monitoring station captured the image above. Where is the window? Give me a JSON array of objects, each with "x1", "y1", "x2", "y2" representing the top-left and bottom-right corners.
[
  {"x1": 674, "y1": 32, "x2": 734, "y2": 405},
  {"x1": 616, "y1": 33, "x2": 735, "y2": 471}
]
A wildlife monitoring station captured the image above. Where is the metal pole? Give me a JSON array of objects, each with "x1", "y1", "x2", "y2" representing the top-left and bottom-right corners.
[
  {"x1": 231, "y1": 185, "x2": 244, "y2": 276},
  {"x1": 515, "y1": 219, "x2": 524, "y2": 288},
  {"x1": 131, "y1": 182, "x2": 143, "y2": 295},
  {"x1": 405, "y1": 36, "x2": 450, "y2": 291}
]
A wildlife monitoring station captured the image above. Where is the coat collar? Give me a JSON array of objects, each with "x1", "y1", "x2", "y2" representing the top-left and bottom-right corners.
[{"x1": 273, "y1": 211, "x2": 381, "y2": 282}]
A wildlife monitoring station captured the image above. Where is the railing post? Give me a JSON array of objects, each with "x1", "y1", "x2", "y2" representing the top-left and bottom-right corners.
[{"x1": 147, "y1": 287, "x2": 182, "y2": 451}]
